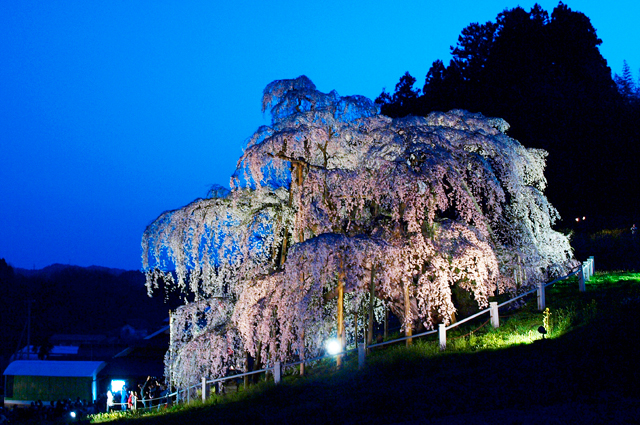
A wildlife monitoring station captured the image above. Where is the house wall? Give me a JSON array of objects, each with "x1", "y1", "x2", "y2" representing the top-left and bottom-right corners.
[{"x1": 7, "y1": 375, "x2": 92, "y2": 403}]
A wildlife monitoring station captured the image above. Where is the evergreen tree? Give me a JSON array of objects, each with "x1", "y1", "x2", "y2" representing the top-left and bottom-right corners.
[
  {"x1": 615, "y1": 60, "x2": 637, "y2": 102},
  {"x1": 378, "y1": 2, "x2": 632, "y2": 224}
]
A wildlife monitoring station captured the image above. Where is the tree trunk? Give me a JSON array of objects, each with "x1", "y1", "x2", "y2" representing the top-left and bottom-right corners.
[
  {"x1": 252, "y1": 342, "x2": 262, "y2": 384},
  {"x1": 354, "y1": 311, "x2": 359, "y2": 349},
  {"x1": 384, "y1": 306, "x2": 388, "y2": 339},
  {"x1": 244, "y1": 352, "x2": 250, "y2": 388},
  {"x1": 337, "y1": 262, "x2": 345, "y2": 369},
  {"x1": 300, "y1": 281, "x2": 305, "y2": 377},
  {"x1": 404, "y1": 281, "x2": 412, "y2": 346},
  {"x1": 367, "y1": 265, "x2": 375, "y2": 348}
]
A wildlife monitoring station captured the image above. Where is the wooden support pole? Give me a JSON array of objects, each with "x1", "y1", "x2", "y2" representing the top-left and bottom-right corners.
[
  {"x1": 384, "y1": 306, "x2": 388, "y2": 339},
  {"x1": 300, "y1": 278, "x2": 305, "y2": 377},
  {"x1": 438, "y1": 323, "x2": 446, "y2": 351},
  {"x1": 584, "y1": 261, "x2": 592, "y2": 281},
  {"x1": 367, "y1": 266, "x2": 375, "y2": 348},
  {"x1": 202, "y1": 377, "x2": 208, "y2": 402},
  {"x1": 404, "y1": 281, "x2": 412, "y2": 346},
  {"x1": 169, "y1": 310, "x2": 174, "y2": 391},
  {"x1": 579, "y1": 265, "x2": 586, "y2": 292},
  {"x1": 354, "y1": 312, "x2": 359, "y2": 349},
  {"x1": 337, "y1": 265, "x2": 345, "y2": 369},
  {"x1": 244, "y1": 352, "x2": 250, "y2": 389},
  {"x1": 585, "y1": 262, "x2": 589, "y2": 281},
  {"x1": 537, "y1": 282, "x2": 545, "y2": 311},
  {"x1": 490, "y1": 301, "x2": 499, "y2": 328},
  {"x1": 274, "y1": 361, "x2": 282, "y2": 384},
  {"x1": 358, "y1": 345, "x2": 365, "y2": 370}
]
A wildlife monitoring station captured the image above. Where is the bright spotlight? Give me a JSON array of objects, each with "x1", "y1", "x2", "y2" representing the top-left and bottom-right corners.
[
  {"x1": 326, "y1": 338, "x2": 342, "y2": 355},
  {"x1": 70, "y1": 411, "x2": 77, "y2": 418},
  {"x1": 111, "y1": 379, "x2": 125, "y2": 392}
]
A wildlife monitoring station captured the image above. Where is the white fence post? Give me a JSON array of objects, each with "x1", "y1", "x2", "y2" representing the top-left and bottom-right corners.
[
  {"x1": 579, "y1": 265, "x2": 586, "y2": 292},
  {"x1": 358, "y1": 345, "x2": 366, "y2": 370},
  {"x1": 537, "y1": 282, "x2": 545, "y2": 311},
  {"x1": 202, "y1": 377, "x2": 207, "y2": 402},
  {"x1": 584, "y1": 262, "x2": 590, "y2": 281},
  {"x1": 274, "y1": 361, "x2": 281, "y2": 384},
  {"x1": 438, "y1": 323, "x2": 447, "y2": 351},
  {"x1": 490, "y1": 302, "x2": 499, "y2": 328}
]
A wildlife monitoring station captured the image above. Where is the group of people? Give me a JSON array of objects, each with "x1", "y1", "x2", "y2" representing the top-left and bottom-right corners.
[
  {"x1": 106, "y1": 376, "x2": 169, "y2": 411},
  {"x1": 0, "y1": 398, "x2": 96, "y2": 422},
  {"x1": 0, "y1": 378, "x2": 171, "y2": 422}
]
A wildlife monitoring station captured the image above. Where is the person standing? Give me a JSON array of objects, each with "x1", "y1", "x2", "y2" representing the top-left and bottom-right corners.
[
  {"x1": 131, "y1": 390, "x2": 138, "y2": 411},
  {"x1": 106, "y1": 391, "x2": 113, "y2": 412},
  {"x1": 141, "y1": 376, "x2": 152, "y2": 408},
  {"x1": 120, "y1": 386, "x2": 128, "y2": 411}
]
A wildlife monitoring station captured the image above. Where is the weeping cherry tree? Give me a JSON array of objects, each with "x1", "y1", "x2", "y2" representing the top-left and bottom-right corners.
[{"x1": 142, "y1": 76, "x2": 576, "y2": 387}]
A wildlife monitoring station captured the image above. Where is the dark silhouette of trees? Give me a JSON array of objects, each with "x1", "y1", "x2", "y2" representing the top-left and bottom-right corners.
[
  {"x1": 0, "y1": 262, "x2": 180, "y2": 359},
  {"x1": 375, "y1": 71, "x2": 420, "y2": 117},
  {"x1": 377, "y1": 2, "x2": 637, "y2": 227}
]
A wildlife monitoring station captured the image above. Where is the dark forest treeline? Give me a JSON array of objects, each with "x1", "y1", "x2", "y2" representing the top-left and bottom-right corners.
[
  {"x1": 376, "y1": 2, "x2": 640, "y2": 229},
  {"x1": 0, "y1": 258, "x2": 179, "y2": 359}
]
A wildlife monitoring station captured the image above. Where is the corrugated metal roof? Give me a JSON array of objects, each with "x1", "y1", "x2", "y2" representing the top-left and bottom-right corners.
[{"x1": 3, "y1": 360, "x2": 106, "y2": 377}]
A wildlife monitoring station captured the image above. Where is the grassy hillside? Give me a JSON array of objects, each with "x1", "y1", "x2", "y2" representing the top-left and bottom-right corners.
[{"x1": 89, "y1": 272, "x2": 640, "y2": 424}]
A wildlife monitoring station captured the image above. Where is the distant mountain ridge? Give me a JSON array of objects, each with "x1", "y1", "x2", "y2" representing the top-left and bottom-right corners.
[
  {"x1": 0, "y1": 258, "x2": 178, "y2": 360},
  {"x1": 14, "y1": 263, "x2": 134, "y2": 278}
]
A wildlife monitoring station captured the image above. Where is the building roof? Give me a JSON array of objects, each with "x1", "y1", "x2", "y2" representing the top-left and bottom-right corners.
[
  {"x1": 50, "y1": 334, "x2": 107, "y2": 345},
  {"x1": 144, "y1": 324, "x2": 169, "y2": 340},
  {"x1": 12, "y1": 345, "x2": 79, "y2": 361},
  {"x1": 3, "y1": 360, "x2": 106, "y2": 378}
]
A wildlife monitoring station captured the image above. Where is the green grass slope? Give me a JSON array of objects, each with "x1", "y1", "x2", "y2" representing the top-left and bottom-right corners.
[{"x1": 94, "y1": 273, "x2": 640, "y2": 425}]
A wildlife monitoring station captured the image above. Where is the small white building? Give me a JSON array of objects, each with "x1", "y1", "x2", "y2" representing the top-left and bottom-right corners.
[{"x1": 3, "y1": 360, "x2": 105, "y2": 407}]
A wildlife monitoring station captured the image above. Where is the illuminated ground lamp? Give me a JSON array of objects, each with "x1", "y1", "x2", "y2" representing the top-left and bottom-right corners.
[
  {"x1": 326, "y1": 338, "x2": 342, "y2": 356},
  {"x1": 538, "y1": 326, "x2": 547, "y2": 339}
]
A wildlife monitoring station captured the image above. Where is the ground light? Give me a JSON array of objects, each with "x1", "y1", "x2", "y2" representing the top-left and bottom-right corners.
[
  {"x1": 70, "y1": 411, "x2": 76, "y2": 418},
  {"x1": 326, "y1": 338, "x2": 342, "y2": 355},
  {"x1": 538, "y1": 326, "x2": 547, "y2": 339}
]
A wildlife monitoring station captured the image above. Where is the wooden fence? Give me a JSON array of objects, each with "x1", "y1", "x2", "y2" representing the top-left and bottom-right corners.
[{"x1": 159, "y1": 256, "x2": 595, "y2": 406}]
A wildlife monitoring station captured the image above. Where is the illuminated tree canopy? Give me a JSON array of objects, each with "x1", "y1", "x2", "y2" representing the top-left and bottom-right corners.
[{"x1": 142, "y1": 76, "x2": 576, "y2": 386}]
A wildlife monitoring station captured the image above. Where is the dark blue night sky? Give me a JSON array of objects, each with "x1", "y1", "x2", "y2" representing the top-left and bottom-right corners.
[{"x1": 1, "y1": 0, "x2": 637, "y2": 270}]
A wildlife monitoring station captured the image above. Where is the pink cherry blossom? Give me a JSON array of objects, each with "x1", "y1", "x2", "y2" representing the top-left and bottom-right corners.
[{"x1": 143, "y1": 76, "x2": 576, "y2": 387}]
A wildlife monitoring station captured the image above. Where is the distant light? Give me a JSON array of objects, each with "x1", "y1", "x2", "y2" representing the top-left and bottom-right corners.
[
  {"x1": 70, "y1": 411, "x2": 77, "y2": 418},
  {"x1": 326, "y1": 338, "x2": 342, "y2": 355},
  {"x1": 575, "y1": 218, "x2": 579, "y2": 222},
  {"x1": 111, "y1": 379, "x2": 125, "y2": 392},
  {"x1": 583, "y1": 216, "x2": 586, "y2": 221}
]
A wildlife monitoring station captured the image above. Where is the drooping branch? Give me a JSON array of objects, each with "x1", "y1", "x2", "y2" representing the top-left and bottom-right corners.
[{"x1": 143, "y1": 76, "x2": 577, "y2": 385}]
